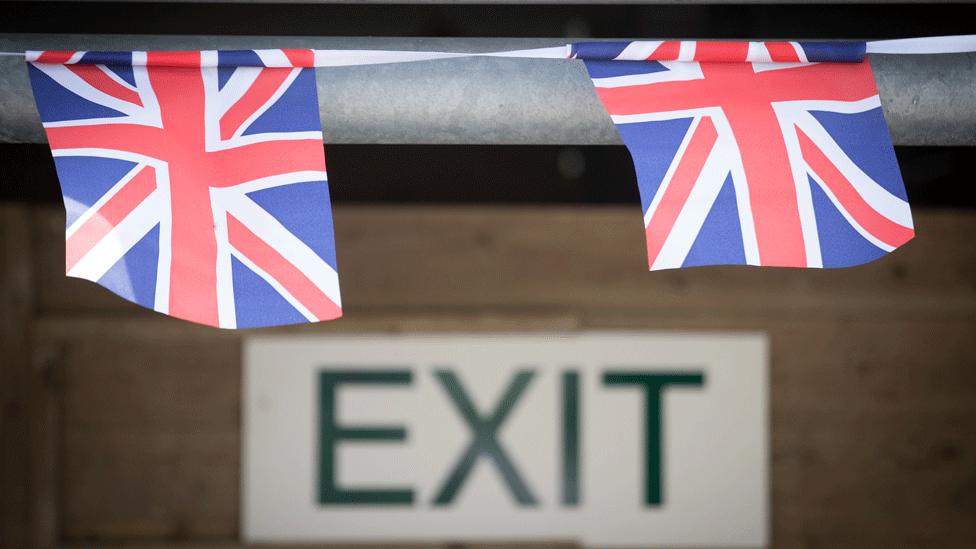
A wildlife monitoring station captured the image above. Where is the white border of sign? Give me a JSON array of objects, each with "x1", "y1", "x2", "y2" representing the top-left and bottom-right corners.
[{"x1": 243, "y1": 331, "x2": 769, "y2": 547}]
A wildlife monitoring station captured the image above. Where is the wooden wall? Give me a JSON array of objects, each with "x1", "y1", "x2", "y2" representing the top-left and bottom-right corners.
[{"x1": 2, "y1": 203, "x2": 976, "y2": 549}]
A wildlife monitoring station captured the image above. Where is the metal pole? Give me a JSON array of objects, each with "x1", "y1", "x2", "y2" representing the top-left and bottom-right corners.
[
  {"x1": 1, "y1": 34, "x2": 974, "y2": 146},
  {"x1": 6, "y1": 0, "x2": 974, "y2": 4}
]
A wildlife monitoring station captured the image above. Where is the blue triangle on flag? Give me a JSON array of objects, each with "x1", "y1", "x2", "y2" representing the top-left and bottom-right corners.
[
  {"x1": 616, "y1": 118, "x2": 694, "y2": 214},
  {"x1": 96, "y1": 223, "x2": 160, "y2": 309},
  {"x1": 810, "y1": 108, "x2": 907, "y2": 201},
  {"x1": 246, "y1": 180, "x2": 336, "y2": 269},
  {"x1": 80, "y1": 52, "x2": 136, "y2": 86},
  {"x1": 582, "y1": 59, "x2": 669, "y2": 79},
  {"x1": 106, "y1": 65, "x2": 137, "y2": 87},
  {"x1": 54, "y1": 156, "x2": 139, "y2": 228},
  {"x1": 217, "y1": 67, "x2": 236, "y2": 92},
  {"x1": 231, "y1": 255, "x2": 308, "y2": 328},
  {"x1": 28, "y1": 65, "x2": 128, "y2": 123},
  {"x1": 217, "y1": 51, "x2": 263, "y2": 90},
  {"x1": 242, "y1": 68, "x2": 322, "y2": 135},
  {"x1": 682, "y1": 174, "x2": 746, "y2": 267},
  {"x1": 809, "y1": 177, "x2": 887, "y2": 267}
]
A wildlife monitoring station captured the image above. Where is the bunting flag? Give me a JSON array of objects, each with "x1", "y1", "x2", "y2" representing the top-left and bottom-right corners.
[
  {"x1": 27, "y1": 49, "x2": 342, "y2": 328},
  {"x1": 574, "y1": 41, "x2": 915, "y2": 269}
]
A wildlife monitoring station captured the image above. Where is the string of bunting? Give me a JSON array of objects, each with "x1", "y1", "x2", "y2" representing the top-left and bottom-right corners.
[{"x1": 9, "y1": 35, "x2": 976, "y2": 328}]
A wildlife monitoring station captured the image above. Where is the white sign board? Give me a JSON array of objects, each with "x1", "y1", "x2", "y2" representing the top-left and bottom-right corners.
[{"x1": 243, "y1": 332, "x2": 768, "y2": 547}]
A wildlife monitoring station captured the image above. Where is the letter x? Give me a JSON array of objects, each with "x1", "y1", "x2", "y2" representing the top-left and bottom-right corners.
[{"x1": 432, "y1": 370, "x2": 538, "y2": 506}]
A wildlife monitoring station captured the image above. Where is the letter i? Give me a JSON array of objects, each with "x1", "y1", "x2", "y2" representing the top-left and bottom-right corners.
[{"x1": 562, "y1": 370, "x2": 580, "y2": 506}]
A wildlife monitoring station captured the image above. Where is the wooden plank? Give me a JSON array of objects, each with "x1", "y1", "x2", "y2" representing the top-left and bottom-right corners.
[
  {"x1": 31, "y1": 206, "x2": 976, "y2": 317},
  {"x1": 40, "y1": 313, "x2": 976, "y2": 547},
  {"x1": 29, "y1": 339, "x2": 63, "y2": 549},
  {"x1": 60, "y1": 338, "x2": 240, "y2": 540},
  {"x1": 582, "y1": 316, "x2": 976, "y2": 546},
  {"x1": 582, "y1": 315, "x2": 976, "y2": 546},
  {"x1": 1, "y1": 204, "x2": 60, "y2": 548},
  {"x1": 57, "y1": 542, "x2": 976, "y2": 549},
  {"x1": 25, "y1": 204, "x2": 976, "y2": 547},
  {"x1": 0, "y1": 204, "x2": 33, "y2": 549},
  {"x1": 768, "y1": 320, "x2": 976, "y2": 547},
  {"x1": 53, "y1": 315, "x2": 581, "y2": 540},
  {"x1": 58, "y1": 543, "x2": 976, "y2": 549},
  {"x1": 50, "y1": 312, "x2": 577, "y2": 540},
  {"x1": 35, "y1": 311, "x2": 582, "y2": 341}
]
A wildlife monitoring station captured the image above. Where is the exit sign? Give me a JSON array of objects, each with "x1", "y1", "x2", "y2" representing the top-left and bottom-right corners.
[{"x1": 243, "y1": 332, "x2": 768, "y2": 547}]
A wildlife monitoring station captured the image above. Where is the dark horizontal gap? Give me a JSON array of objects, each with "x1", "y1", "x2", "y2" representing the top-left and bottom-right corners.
[
  {"x1": 1, "y1": 2, "x2": 975, "y2": 39},
  {"x1": 2, "y1": 144, "x2": 974, "y2": 208}
]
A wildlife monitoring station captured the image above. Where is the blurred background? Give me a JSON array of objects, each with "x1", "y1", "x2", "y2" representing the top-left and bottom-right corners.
[{"x1": 2, "y1": 1, "x2": 976, "y2": 548}]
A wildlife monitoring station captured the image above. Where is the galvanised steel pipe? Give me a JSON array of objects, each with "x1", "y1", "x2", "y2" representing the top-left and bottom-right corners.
[
  {"x1": 1, "y1": 34, "x2": 974, "y2": 146},
  {"x1": 8, "y1": 0, "x2": 975, "y2": 3}
]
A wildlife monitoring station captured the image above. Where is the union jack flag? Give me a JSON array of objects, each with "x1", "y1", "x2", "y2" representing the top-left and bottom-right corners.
[
  {"x1": 574, "y1": 41, "x2": 915, "y2": 269},
  {"x1": 27, "y1": 49, "x2": 342, "y2": 328}
]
